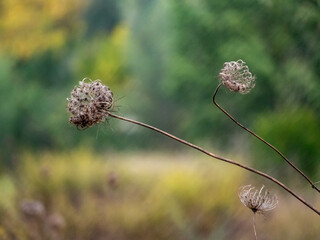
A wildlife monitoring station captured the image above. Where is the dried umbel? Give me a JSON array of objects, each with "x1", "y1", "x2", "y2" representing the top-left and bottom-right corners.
[
  {"x1": 219, "y1": 59, "x2": 255, "y2": 94},
  {"x1": 67, "y1": 78, "x2": 114, "y2": 129},
  {"x1": 238, "y1": 185, "x2": 278, "y2": 214}
]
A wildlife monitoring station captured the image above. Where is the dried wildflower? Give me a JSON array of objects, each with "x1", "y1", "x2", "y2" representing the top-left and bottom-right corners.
[
  {"x1": 46, "y1": 213, "x2": 65, "y2": 231},
  {"x1": 238, "y1": 185, "x2": 278, "y2": 214},
  {"x1": 20, "y1": 199, "x2": 45, "y2": 219},
  {"x1": 67, "y1": 78, "x2": 114, "y2": 129},
  {"x1": 219, "y1": 59, "x2": 255, "y2": 94}
]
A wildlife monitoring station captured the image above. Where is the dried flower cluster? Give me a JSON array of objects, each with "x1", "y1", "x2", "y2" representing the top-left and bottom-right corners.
[
  {"x1": 47, "y1": 213, "x2": 65, "y2": 231},
  {"x1": 238, "y1": 185, "x2": 278, "y2": 214},
  {"x1": 219, "y1": 59, "x2": 255, "y2": 94},
  {"x1": 20, "y1": 199, "x2": 65, "y2": 238},
  {"x1": 20, "y1": 199, "x2": 45, "y2": 219},
  {"x1": 67, "y1": 78, "x2": 113, "y2": 129}
]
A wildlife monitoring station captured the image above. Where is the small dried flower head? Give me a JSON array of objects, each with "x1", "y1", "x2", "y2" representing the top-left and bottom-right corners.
[
  {"x1": 46, "y1": 213, "x2": 65, "y2": 231},
  {"x1": 20, "y1": 199, "x2": 45, "y2": 219},
  {"x1": 219, "y1": 59, "x2": 255, "y2": 94},
  {"x1": 238, "y1": 185, "x2": 278, "y2": 214},
  {"x1": 67, "y1": 78, "x2": 113, "y2": 129}
]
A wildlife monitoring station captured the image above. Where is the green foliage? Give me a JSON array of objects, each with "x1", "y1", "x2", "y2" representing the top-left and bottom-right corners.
[
  {"x1": 253, "y1": 108, "x2": 320, "y2": 177},
  {"x1": 0, "y1": 0, "x2": 319, "y2": 178},
  {"x1": 120, "y1": 0, "x2": 175, "y2": 127},
  {"x1": 74, "y1": 25, "x2": 129, "y2": 91},
  {"x1": 123, "y1": 0, "x2": 320, "y2": 152},
  {"x1": 0, "y1": 0, "x2": 131, "y2": 163},
  {"x1": 83, "y1": 0, "x2": 120, "y2": 36}
]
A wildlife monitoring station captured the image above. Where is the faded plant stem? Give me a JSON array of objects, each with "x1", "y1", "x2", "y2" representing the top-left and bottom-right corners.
[
  {"x1": 108, "y1": 113, "x2": 320, "y2": 216},
  {"x1": 212, "y1": 83, "x2": 320, "y2": 194},
  {"x1": 253, "y1": 213, "x2": 257, "y2": 240}
]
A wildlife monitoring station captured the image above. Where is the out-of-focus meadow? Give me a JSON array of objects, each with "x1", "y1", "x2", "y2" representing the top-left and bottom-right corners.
[{"x1": 0, "y1": 0, "x2": 320, "y2": 239}]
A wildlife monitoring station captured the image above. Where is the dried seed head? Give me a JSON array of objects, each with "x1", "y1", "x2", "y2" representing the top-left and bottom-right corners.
[
  {"x1": 219, "y1": 59, "x2": 255, "y2": 94},
  {"x1": 67, "y1": 78, "x2": 113, "y2": 129},
  {"x1": 20, "y1": 199, "x2": 45, "y2": 219},
  {"x1": 47, "y1": 213, "x2": 65, "y2": 231},
  {"x1": 238, "y1": 185, "x2": 278, "y2": 214}
]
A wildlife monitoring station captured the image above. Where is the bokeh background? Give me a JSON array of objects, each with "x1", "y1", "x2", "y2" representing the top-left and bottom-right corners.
[{"x1": 0, "y1": 0, "x2": 320, "y2": 239}]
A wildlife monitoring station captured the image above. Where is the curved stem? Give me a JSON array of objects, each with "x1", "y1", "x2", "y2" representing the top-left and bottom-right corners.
[
  {"x1": 108, "y1": 113, "x2": 320, "y2": 215},
  {"x1": 213, "y1": 83, "x2": 320, "y2": 194}
]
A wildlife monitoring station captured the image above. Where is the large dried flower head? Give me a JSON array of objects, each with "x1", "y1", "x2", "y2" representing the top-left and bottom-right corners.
[
  {"x1": 219, "y1": 59, "x2": 255, "y2": 94},
  {"x1": 67, "y1": 78, "x2": 114, "y2": 129},
  {"x1": 238, "y1": 185, "x2": 278, "y2": 214}
]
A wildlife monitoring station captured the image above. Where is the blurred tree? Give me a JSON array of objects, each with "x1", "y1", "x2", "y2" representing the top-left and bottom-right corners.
[
  {"x1": 0, "y1": 0, "x2": 130, "y2": 165},
  {"x1": 121, "y1": 0, "x2": 320, "y2": 151},
  {"x1": 121, "y1": 0, "x2": 277, "y2": 146},
  {"x1": 120, "y1": 0, "x2": 177, "y2": 134},
  {"x1": 0, "y1": 0, "x2": 86, "y2": 58},
  {"x1": 0, "y1": 0, "x2": 319, "y2": 173},
  {"x1": 74, "y1": 25, "x2": 129, "y2": 91},
  {"x1": 253, "y1": 108, "x2": 320, "y2": 177},
  {"x1": 83, "y1": 0, "x2": 120, "y2": 36}
]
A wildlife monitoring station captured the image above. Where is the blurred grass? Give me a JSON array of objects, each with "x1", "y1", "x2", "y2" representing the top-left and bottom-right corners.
[{"x1": 0, "y1": 150, "x2": 319, "y2": 239}]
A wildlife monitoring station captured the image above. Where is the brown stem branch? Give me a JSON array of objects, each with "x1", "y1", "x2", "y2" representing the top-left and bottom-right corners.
[
  {"x1": 212, "y1": 83, "x2": 320, "y2": 194},
  {"x1": 108, "y1": 113, "x2": 320, "y2": 215}
]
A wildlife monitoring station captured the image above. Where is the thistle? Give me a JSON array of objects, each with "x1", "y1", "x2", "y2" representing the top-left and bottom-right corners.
[
  {"x1": 67, "y1": 78, "x2": 114, "y2": 129},
  {"x1": 219, "y1": 59, "x2": 255, "y2": 94}
]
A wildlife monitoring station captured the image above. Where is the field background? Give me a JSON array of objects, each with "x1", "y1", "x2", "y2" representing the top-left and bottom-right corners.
[{"x1": 0, "y1": 0, "x2": 320, "y2": 239}]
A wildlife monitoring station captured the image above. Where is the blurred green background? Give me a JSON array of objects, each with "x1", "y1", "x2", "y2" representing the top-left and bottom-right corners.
[{"x1": 0, "y1": 0, "x2": 320, "y2": 239}]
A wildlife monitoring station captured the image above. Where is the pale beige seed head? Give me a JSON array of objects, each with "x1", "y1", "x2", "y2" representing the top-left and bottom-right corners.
[
  {"x1": 238, "y1": 185, "x2": 278, "y2": 214},
  {"x1": 219, "y1": 59, "x2": 255, "y2": 94},
  {"x1": 67, "y1": 78, "x2": 114, "y2": 129},
  {"x1": 20, "y1": 199, "x2": 45, "y2": 219}
]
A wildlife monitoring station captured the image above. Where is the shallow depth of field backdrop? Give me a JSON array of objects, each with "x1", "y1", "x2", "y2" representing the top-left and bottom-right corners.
[{"x1": 0, "y1": 0, "x2": 320, "y2": 239}]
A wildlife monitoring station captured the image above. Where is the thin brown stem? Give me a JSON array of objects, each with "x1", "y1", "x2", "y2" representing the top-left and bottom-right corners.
[
  {"x1": 213, "y1": 83, "x2": 320, "y2": 194},
  {"x1": 108, "y1": 113, "x2": 320, "y2": 215},
  {"x1": 253, "y1": 213, "x2": 257, "y2": 240}
]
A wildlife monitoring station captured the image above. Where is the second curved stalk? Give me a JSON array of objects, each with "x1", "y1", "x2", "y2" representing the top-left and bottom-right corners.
[{"x1": 212, "y1": 83, "x2": 320, "y2": 194}]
